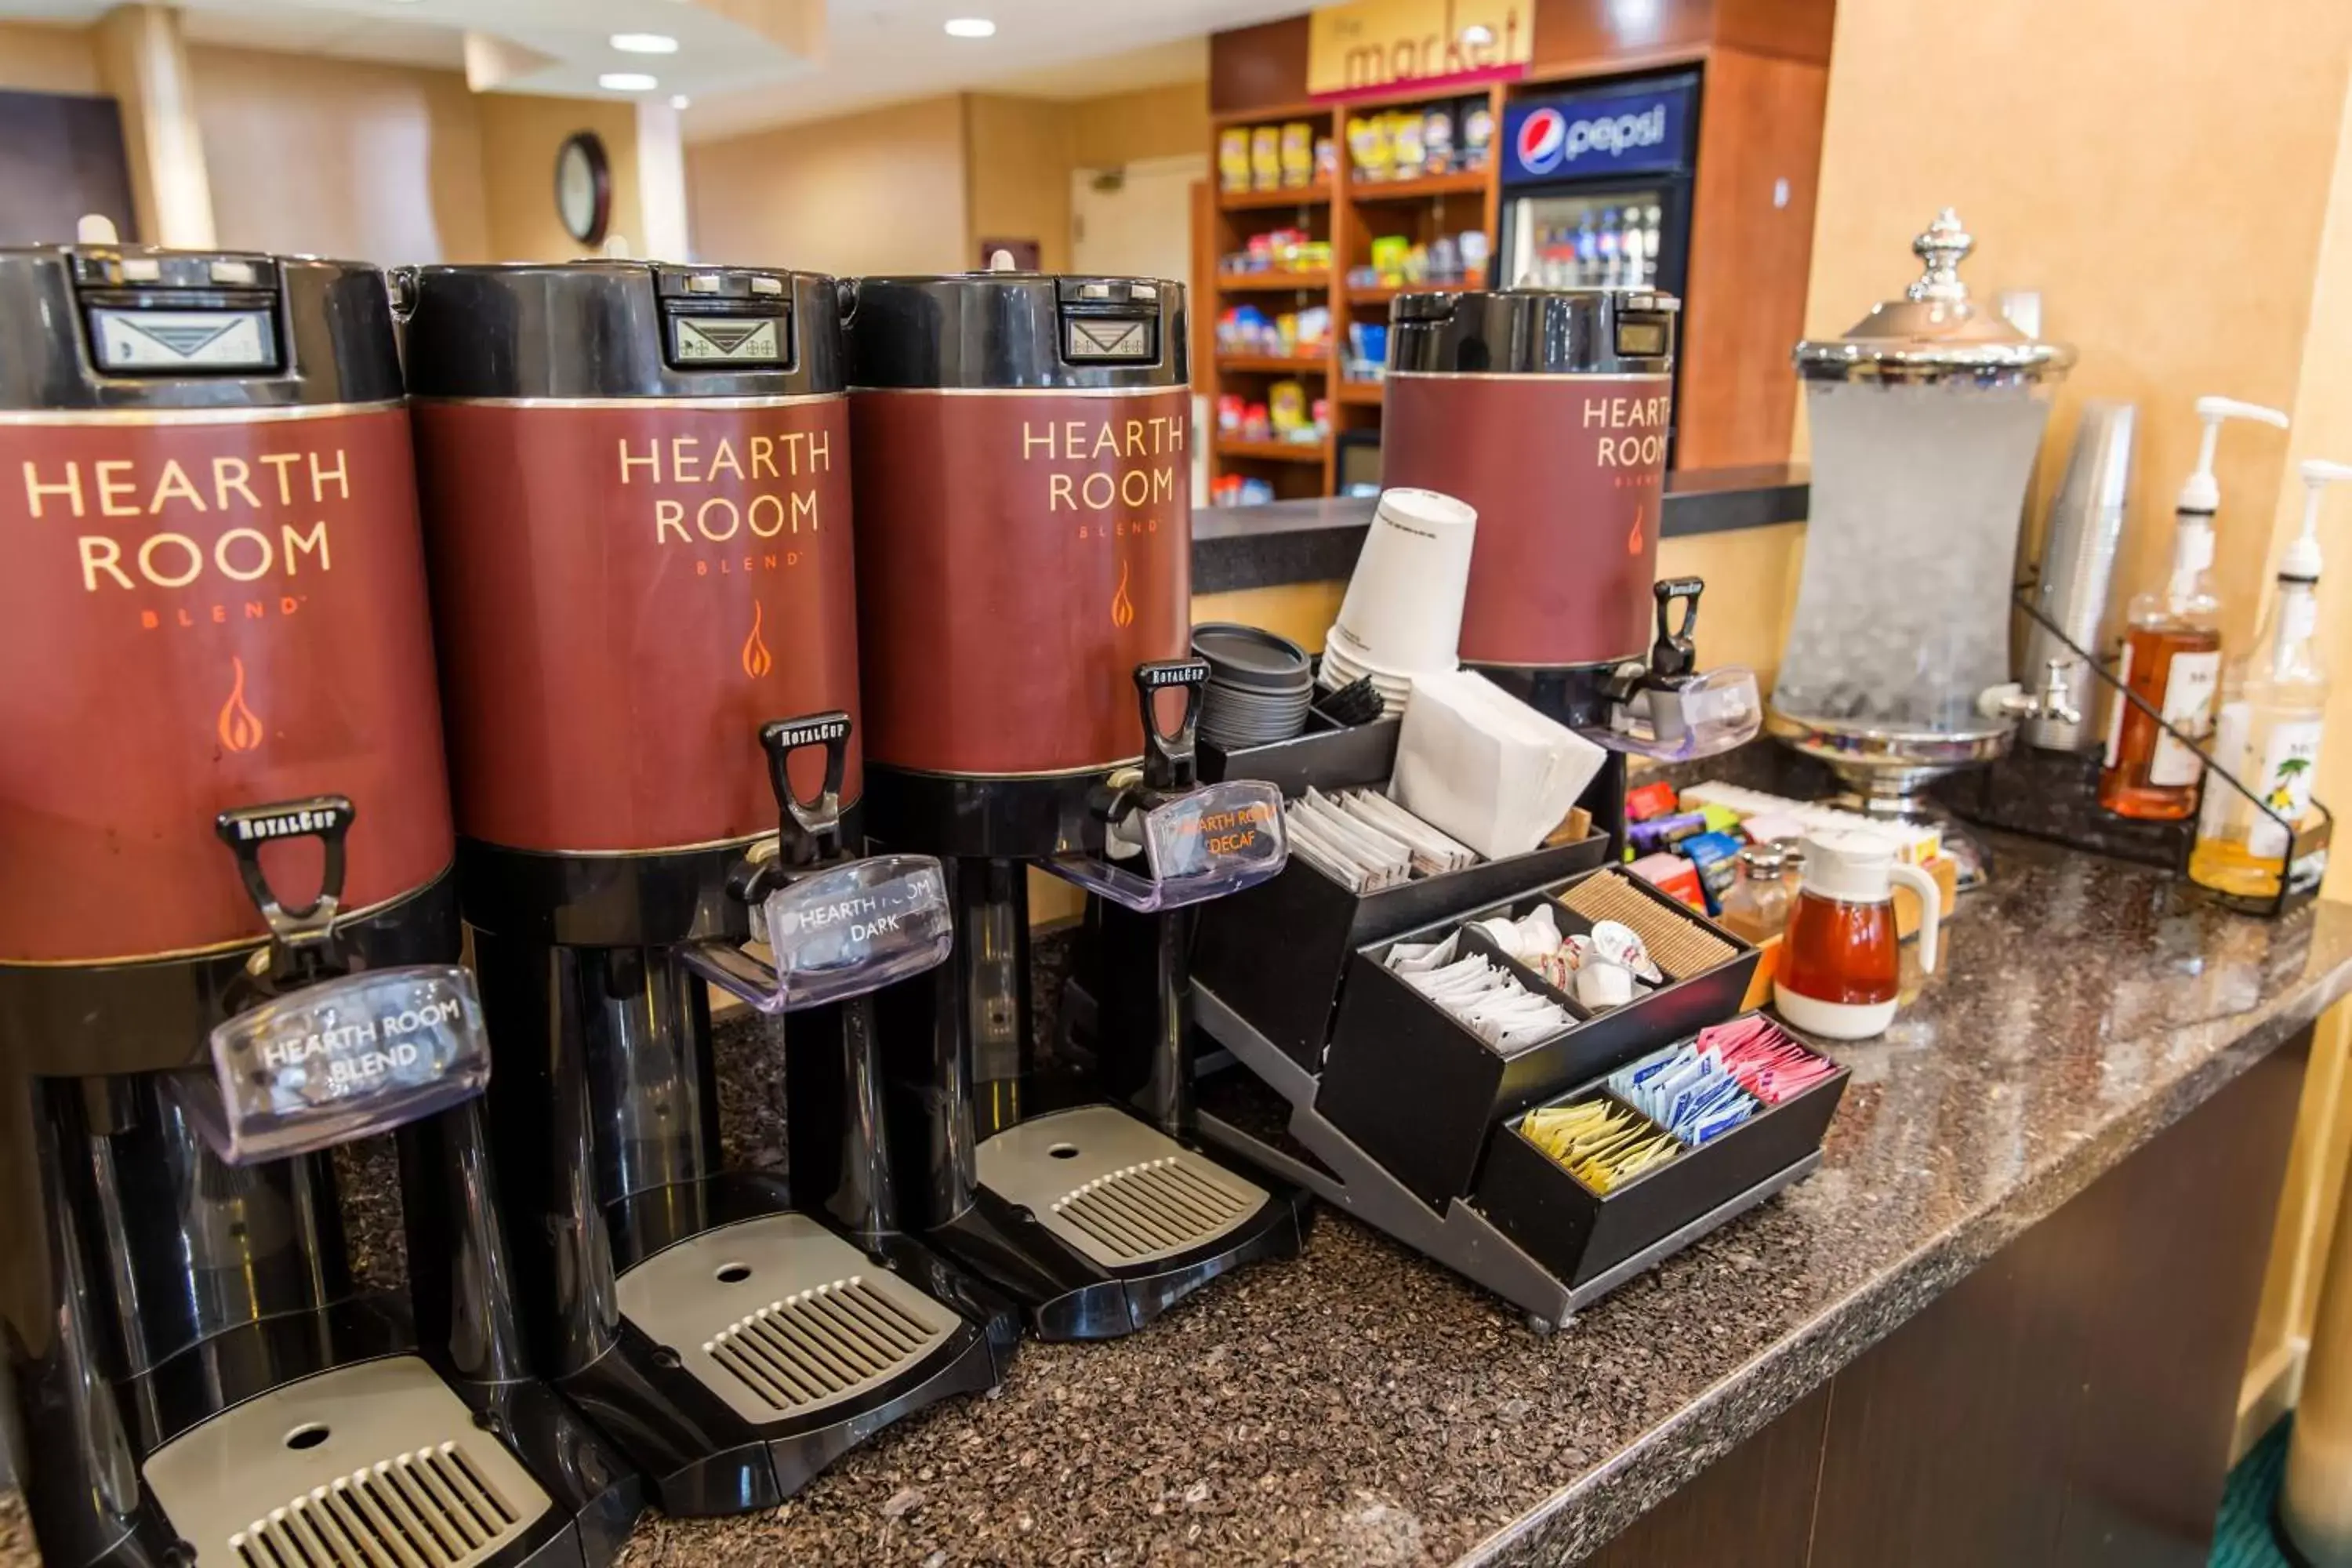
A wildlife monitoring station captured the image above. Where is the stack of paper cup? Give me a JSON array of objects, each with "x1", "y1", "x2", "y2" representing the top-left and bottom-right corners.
[{"x1": 1320, "y1": 488, "x2": 1477, "y2": 718}]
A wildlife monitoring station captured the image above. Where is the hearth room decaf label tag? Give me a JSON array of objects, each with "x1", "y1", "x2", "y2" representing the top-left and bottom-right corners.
[{"x1": 205, "y1": 964, "x2": 490, "y2": 1162}]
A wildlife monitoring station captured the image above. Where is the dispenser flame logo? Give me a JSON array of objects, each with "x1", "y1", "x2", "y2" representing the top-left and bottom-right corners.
[
  {"x1": 1111, "y1": 560, "x2": 1135, "y2": 629},
  {"x1": 1626, "y1": 504, "x2": 1647, "y2": 557},
  {"x1": 217, "y1": 656, "x2": 263, "y2": 753},
  {"x1": 742, "y1": 601, "x2": 774, "y2": 679}
]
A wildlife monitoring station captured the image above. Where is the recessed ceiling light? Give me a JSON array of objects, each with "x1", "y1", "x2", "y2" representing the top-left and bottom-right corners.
[
  {"x1": 944, "y1": 17, "x2": 996, "y2": 38},
  {"x1": 610, "y1": 32, "x2": 678, "y2": 53},
  {"x1": 670, "y1": 94, "x2": 691, "y2": 109},
  {"x1": 1460, "y1": 23, "x2": 1495, "y2": 45},
  {"x1": 599, "y1": 72, "x2": 659, "y2": 91}
]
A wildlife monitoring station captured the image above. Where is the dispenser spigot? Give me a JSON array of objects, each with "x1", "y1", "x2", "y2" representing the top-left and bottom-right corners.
[{"x1": 1979, "y1": 659, "x2": 2081, "y2": 728}]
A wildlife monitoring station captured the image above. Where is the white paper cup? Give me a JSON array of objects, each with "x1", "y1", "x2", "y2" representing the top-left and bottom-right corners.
[{"x1": 1331, "y1": 488, "x2": 1478, "y2": 675}]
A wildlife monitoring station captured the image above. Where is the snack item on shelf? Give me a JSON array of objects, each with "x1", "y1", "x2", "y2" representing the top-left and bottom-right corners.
[
  {"x1": 1559, "y1": 869, "x2": 1737, "y2": 978},
  {"x1": 1269, "y1": 379, "x2": 1310, "y2": 437},
  {"x1": 1391, "y1": 111, "x2": 1425, "y2": 174},
  {"x1": 1464, "y1": 103, "x2": 1495, "y2": 166},
  {"x1": 1220, "y1": 128, "x2": 1252, "y2": 192},
  {"x1": 1370, "y1": 234, "x2": 1410, "y2": 280},
  {"x1": 1521, "y1": 1099, "x2": 1679, "y2": 1193},
  {"x1": 1316, "y1": 136, "x2": 1338, "y2": 182},
  {"x1": 1280, "y1": 121, "x2": 1315, "y2": 187},
  {"x1": 1348, "y1": 114, "x2": 1393, "y2": 181},
  {"x1": 1679, "y1": 829, "x2": 1745, "y2": 912},
  {"x1": 1217, "y1": 393, "x2": 1245, "y2": 434},
  {"x1": 1251, "y1": 125, "x2": 1282, "y2": 190},
  {"x1": 1423, "y1": 107, "x2": 1456, "y2": 173}
]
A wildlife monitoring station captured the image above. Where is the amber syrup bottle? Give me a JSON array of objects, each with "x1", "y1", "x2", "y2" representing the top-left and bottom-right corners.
[{"x1": 2100, "y1": 396, "x2": 2286, "y2": 819}]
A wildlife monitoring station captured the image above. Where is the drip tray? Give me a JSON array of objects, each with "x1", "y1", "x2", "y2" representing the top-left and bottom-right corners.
[
  {"x1": 978, "y1": 1104, "x2": 1269, "y2": 1269},
  {"x1": 143, "y1": 1355, "x2": 550, "y2": 1568},
  {"x1": 615, "y1": 1211, "x2": 960, "y2": 1426}
]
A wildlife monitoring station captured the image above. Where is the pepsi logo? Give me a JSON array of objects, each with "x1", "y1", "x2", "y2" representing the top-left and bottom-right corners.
[{"x1": 1515, "y1": 107, "x2": 1566, "y2": 175}]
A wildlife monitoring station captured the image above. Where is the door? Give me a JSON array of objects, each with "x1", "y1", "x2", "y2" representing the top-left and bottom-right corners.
[
  {"x1": 1070, "y1": 153, "x2": 1207, "y2": 281},
  {"x1": 1072, "y1": 153, "x2": 1210, "y2": 495}
]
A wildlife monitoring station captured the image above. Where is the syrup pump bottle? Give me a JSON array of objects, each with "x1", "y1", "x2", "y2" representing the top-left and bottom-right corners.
[
  {"x1": 2190, "y1": 459, "x2": 2352, "y2": 900},
  {"x1": 2101, "y1": 395, "x2": 2289, "y2": 818}
]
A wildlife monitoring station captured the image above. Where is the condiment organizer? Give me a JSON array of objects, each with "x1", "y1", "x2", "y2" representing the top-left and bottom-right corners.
[
  {"x1": 1313, "y1": 877, "x2": 1757, "y2": 1205},
  {"x1": 1473, "y1": 1014, "x2": 1848, "y2": 1288},
  {"x1": 1190, "y1": 827, "x2": 1610, "y2": 1072},
  {"x1": 1192, "y1": 868, "x2": 1831, "y2": 1330}
]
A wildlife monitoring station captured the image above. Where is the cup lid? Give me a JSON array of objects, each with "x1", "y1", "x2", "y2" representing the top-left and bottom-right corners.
[
  {"x1": 1793, "y1": 209, "x2": 2073, "y2": 385},
  {"x1": 1192, "y1": 622, "x2": 1312, "y2": 694}
]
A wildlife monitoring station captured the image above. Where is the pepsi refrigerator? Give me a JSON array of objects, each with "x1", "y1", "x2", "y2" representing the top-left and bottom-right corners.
[{"x1": 1498, "y1": 73, "x2": 1697, "y2": 299}]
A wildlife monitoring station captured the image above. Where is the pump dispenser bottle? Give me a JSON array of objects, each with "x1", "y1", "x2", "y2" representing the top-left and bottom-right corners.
[
  {"x1": 2190, "y1": 459, "x2": 2350, "y2": 899},
  {"x1": 2101, "y1": 396, "x2": 2289, "y2": 818}
]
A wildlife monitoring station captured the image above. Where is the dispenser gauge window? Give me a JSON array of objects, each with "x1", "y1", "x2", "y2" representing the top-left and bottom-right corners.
[
  {"x1": 1615, "y1": 318, "x2": 1668, "y2": 357},
  {"x1": 669, "y1": 311, "x2": 789, "y2": 365},
  {"x1": 88, "y1": 307, "x2": 278, "y2": 373}
]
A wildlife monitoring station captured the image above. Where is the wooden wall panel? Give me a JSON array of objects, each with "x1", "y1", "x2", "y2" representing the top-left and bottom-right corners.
[
  {"x1": 0, "y1": 90, "x2": 134, "y2": 245},
  {"x1": 1210, "y1": 14, "x2": 1312, "y2": 115},
  {"x1": 1676, "y1": 48, "x2": 1826, "y2": 468}
]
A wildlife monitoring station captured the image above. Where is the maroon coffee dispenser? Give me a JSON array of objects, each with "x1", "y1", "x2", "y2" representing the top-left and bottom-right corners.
[
  {"x1": 1382, "y1": 286, "x2": 1759, "y2": 833},
  {"x1": 844, "y1": 267, "x2": 1310, "y2": 1340},
  {"x1": 401, "y1": 260, "x2": 1013, "y2": 1517},
  {"x1": 0, "y1": 238, "x2": 637, "y2": 1567}
]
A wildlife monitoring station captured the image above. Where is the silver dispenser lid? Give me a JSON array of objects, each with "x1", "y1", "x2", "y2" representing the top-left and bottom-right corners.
[{"x1": 1793, "y1": 209, "x2": 2074, "y2": 384}]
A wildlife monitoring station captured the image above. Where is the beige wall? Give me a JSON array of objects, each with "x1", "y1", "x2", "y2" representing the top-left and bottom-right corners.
[
  {"x1": 1802, "y1": 0, "x2": 2352, "y2": 652},
  {"x1": 964, "y1": 93, "x2": 1074, "y2": 272},
  {"x1": 687, "y1": 80, "x2": 1207, "y2": 277},
  {"x1": 478, "y1": 91, "x2": 643, "y2": 262},
  {"x1": 688, "y1": 94, "x2": 969, "y2": 274},
  {"x1": 189, "y1": 45, "x2": 489, "y2": 263},
  {"x1": 1071, "y1": 80, "x2": 1209, "y2": 170},
  {"x1": 0, "y1": 19, "x2": 98, "y2": 95}
]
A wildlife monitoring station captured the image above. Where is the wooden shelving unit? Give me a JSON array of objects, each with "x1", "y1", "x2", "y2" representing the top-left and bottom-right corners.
[
  {"x1": 1215, "y1": 438, "x2": 1329, "y2": 464},
  {"x1": 1203, "y1": 89, "x2": 1505, "y2": 504},
  {"x1": 1215, "y1": 270, "x2": 1330, "y2": 292},
  {"x1": 1219, "y1": 183, "x2": 1331, "y2": 212},
  {"x1": 1218, "y1": 354, "x2": 1330, "y2": 374}
]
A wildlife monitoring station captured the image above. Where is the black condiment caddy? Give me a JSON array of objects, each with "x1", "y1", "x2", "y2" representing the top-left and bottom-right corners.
[{"x1": 1180, "y1": 735, "x2": 1842, "y2": 1330}]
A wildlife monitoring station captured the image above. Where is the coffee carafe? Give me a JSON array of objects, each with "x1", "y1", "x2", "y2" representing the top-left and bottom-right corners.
[
  {"x1": 1381, "y1": 285, "x2": 1759, "y2": 842},
  {"x1": 399, "y1": 260, "x2": 1014, "y2": 1517},
  {"x1": 0, "y1": 236, "x2": 637, "y2": 1566},
  {"x1": 843, "y1": 265, "x2": 1312, "y2": 1340}
]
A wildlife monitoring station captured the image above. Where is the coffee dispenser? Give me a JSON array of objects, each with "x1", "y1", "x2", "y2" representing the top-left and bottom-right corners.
[
  {"x1": 844, "y1": 267, "x2": 1311, "y2": 1340},
  {"x1": 401, "y1": 260, "x2": 1012, "y2": 1516},
  {"x1": 1381, "y1": 286, "x2": 1759, "y2": 815},
  {"x1": 0, "y1": 239, "x2": 637, "y2": 1566}
]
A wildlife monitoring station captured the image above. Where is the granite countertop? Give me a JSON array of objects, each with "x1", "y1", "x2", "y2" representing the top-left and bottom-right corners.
[{"x1": 7, "y1": 837, "x2": 2347, "y2": 1566}]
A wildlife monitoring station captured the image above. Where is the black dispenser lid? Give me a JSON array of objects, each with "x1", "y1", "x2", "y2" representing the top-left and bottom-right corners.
[
  {"x1": 1387, "y1": 286, "x2": 1681, "y2": 376},
  {"x1": 0, "y1": 234, "x2": 401, "y2": 412},
  {"x1": 843, "y1": 267, "x2": 1187, "y2": 391},
  {"x1": 399, "y1": 260, "x2": 844, "y2": 399}
]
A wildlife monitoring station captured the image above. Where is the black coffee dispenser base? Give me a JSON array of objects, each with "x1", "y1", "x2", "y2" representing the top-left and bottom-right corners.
[
  {"x1": 543, "y1": 1176, "x2": 1017, "y2": 1518},
  {"x1": 924, "y1": 1104, "x2": 1313, "y2": 1341}
]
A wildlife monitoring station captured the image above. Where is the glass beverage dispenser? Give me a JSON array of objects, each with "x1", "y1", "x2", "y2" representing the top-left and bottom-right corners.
[{"x1": 1767, "y1": 210, "x2": 2075, "y2": 819}]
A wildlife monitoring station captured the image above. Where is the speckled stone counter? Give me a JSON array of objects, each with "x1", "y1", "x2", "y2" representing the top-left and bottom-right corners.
[{"x1": 5, "y1": 837, "x2": 2347, "y2": 1566}]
